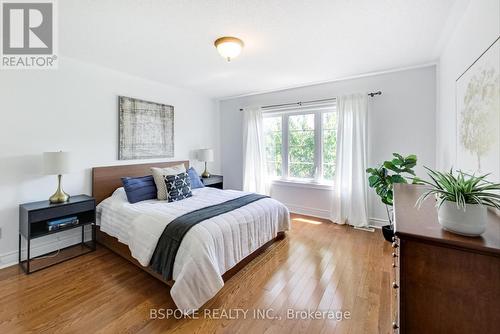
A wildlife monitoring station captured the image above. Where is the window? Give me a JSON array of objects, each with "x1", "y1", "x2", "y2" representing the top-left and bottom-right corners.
[{"x1": 263, "y1": 104, "x2": 337, "y2": 184}]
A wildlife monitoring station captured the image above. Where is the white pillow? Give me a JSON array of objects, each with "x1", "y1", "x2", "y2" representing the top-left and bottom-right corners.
[
  {"x1": 111, "y1": 187, "x2": 128, "y2": 202},
  {"x1": 151, "y1": 164, "x2": 186, "y2": 200}
]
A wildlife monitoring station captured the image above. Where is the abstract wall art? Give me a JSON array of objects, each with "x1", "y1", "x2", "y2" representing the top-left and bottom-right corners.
[
  {"x1": 456, "y1": 37, "x2": 500, "y2": 181},
  {"x1": 119, "y1": 96, "x2": 174, "y2": 160}
]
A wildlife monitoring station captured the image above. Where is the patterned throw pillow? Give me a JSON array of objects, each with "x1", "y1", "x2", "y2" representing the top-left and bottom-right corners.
[{"x1": 164, "y1": 172, "x2": 193, "y2": 202}]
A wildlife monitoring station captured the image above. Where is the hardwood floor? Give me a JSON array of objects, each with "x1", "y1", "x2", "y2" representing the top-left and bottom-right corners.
[{"x1": 0, "y1": 214, "x2": 392, "y2": 333}]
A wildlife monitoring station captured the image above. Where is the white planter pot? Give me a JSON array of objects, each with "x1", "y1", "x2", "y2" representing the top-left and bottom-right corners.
[{"x1": 437, "y1": 201, "x2": 487, "y2": 236}]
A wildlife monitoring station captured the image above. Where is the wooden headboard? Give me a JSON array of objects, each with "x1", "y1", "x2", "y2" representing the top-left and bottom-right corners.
[{"x1": 92, "y1": 161, "x2": 189, "y2": 204}]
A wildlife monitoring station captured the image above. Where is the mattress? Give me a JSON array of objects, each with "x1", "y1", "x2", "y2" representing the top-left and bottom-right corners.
[{"x1": 96, "y1": 186, "x2": 290, "y2": 312}]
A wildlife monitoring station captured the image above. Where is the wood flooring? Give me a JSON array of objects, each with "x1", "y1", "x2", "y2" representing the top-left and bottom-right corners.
[{"x1": 0, "y1": 214, "x2": 392, "y2": 333}]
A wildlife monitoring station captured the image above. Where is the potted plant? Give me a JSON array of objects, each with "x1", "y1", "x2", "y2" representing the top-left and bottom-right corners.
[
  {"x1": 366, "y1": 153, "x2": 421, "y2": 242},
  {"x1": 417, "y1": 168, "x2": 500, "y2": 236}
]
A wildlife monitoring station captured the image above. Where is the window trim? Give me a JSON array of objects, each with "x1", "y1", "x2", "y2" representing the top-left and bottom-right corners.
[
  {"x1": 263, "y1": 104, "x2": 337, "y2": 185},
  {"x1": 271, "y1": 178, "x2": 334, "y2": 190}
]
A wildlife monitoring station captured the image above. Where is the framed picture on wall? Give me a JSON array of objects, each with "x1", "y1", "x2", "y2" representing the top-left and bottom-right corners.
[
  {"x1": 119, "y1": 96, "x2": 174, "y2": 160},
  {"x1": 456, "y1": 37, "x2": 500, "y2": 182}
]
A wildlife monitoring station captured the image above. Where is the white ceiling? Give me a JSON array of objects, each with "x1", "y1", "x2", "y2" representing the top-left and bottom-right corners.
[{"x1": 60, "y1": 0, "x2": 459, "y2": 99}]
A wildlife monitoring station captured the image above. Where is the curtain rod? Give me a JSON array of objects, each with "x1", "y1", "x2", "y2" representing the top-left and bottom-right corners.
[{"x1": 239, "y1": 91, "x2": 382, "y2": 111}]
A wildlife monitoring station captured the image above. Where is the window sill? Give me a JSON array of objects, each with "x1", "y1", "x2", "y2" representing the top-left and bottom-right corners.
[{"x1": 270, "y1": 179, "x2": 334, "y2": 190}]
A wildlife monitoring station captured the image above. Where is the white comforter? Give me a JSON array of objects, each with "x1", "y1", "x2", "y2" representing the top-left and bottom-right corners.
[{"x1": 96, "y1": 187, "x2": 290, "y2": 312}]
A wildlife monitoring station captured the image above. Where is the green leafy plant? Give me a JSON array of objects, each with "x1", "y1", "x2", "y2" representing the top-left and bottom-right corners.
[
  {"x1": 416, "y1": 168, "x2": 500, "y2": 210},
  {"x1": 366, "y1": 153, "x2": 421, "y2": 226}
]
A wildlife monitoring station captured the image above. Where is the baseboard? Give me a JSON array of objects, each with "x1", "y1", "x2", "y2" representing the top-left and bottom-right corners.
[
  {"x1": 0, "y1": 229, "x2": 93, "y2": 270},
  {"x1": 284, "y1": 203, "x2": 332, "y2": 221},
  {"x1": 369, "y1": 217, "x2": 389, "y2": 229},
  {"x1": 285, "y1": 203, "x2": 388, "y2": 229}
]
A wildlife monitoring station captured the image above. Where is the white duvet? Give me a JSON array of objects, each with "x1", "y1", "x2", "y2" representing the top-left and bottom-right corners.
[{"x1": 96, "y1": 187, "x2": 290, "y2": 312}]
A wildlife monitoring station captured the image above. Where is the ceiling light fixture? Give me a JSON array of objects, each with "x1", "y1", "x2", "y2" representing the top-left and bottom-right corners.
[{"x1": 214, "y1": 36, "x2": 244, "y2": 62}]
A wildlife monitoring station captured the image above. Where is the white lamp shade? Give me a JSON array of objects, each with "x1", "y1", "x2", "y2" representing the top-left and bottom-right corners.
[
  {"x1": 43, "y1": 152, "x2": 70, "y2": 175},
  {"x1": 197, "y1": 149, "x2": 214, "y2": 162}
]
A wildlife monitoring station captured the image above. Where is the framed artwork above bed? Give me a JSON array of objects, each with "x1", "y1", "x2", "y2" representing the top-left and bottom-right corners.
[{"x1": 118, "y1": 96, "x2": 174, "y2": 160}]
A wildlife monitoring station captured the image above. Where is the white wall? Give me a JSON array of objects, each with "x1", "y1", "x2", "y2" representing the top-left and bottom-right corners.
[
  {"x1": 437, "y1": 0, "x2": 500, "y2": 170},
  {"x1": 0, "y1": 57, "x2": 220, "y2": 268},
  {"x1": 220, "y1": 66, "x2": 436, "y2": 224}
]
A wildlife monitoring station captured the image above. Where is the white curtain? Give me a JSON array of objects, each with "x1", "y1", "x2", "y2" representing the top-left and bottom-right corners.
[
  {"x1": 332, "y1": 94, "x2": 369, "y2": 227},
  {"x1": 242, "y1": 107, "x2": 268, "y2": 194}
]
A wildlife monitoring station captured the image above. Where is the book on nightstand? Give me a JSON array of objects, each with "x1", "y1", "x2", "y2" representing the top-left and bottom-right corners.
[{"x1": 47, "y1": 216, "x2": 79, "y2": 231}]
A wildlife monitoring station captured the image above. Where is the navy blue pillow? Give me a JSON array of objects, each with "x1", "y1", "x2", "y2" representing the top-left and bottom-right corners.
[
  {"x1": 165, "y1": 172, "x2": 192, "y2": 202},
  {"x1": 121, "y1": 175, "x2": 157, "y2": 204},
  {"x1": 187, "y1": 167, "x2": 204, "y2": 189}
]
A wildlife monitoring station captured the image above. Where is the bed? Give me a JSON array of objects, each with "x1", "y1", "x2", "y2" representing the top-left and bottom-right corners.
[{"x1": 92, "y1": 161, "x2": 290, "y2": 313}]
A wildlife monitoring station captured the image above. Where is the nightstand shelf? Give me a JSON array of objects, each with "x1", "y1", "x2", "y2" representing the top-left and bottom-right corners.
[
  {"x1": 30, "y1": 220, "x2": 95, "y2": 239},
  {"x1": 19, "y1": 195, "x2": 96, "y2": 274},
  {"x1": 201, "y1": 175, "x2": 223, "y2": 189}
]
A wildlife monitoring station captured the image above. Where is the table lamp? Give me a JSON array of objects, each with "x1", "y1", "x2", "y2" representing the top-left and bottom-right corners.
[
  {"x1": 197, "y1": 148, "x2": 214, "y2": 178},
  {"x1": 43, "y1": 151, "x2": 70, "y2": 203}
]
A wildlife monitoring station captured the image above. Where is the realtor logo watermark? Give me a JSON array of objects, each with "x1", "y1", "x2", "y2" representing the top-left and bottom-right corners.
[{"x1": 1, "y1": 0, "x2": 57, "y2": 69}]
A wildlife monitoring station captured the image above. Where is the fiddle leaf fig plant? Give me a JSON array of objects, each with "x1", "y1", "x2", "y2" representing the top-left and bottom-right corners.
[{"x1": 366, "y1": 153, "x2": 421, "y2": 226}]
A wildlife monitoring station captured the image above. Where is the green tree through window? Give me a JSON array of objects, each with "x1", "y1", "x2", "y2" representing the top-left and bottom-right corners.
[
  {"x1": 263, "y1": 108, "x2": 337, "y2": 182},
  {"x1": 289, "y1": 114, "x2": 315, "y2": 178}
]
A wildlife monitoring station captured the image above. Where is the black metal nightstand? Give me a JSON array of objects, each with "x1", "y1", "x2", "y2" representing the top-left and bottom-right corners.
[
  {"x1": 19, "y1": 195, "x2": 96, "y2": 274},
  {"x1": 201, "y1": 175, "x2": 223, "y2": 189}
]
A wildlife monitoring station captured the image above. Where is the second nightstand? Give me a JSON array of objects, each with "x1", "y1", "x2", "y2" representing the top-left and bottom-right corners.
[{"x1": 201, "y1": 175, "x2": 223, "y2": 189}]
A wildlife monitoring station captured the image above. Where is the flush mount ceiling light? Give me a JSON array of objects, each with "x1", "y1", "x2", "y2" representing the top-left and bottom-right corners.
[{"x1": 214, "y1": 36, "x2": 244, "y2": 62}]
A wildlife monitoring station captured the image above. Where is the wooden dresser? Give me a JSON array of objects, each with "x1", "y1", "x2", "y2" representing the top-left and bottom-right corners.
[{"x1": 391, "y1": 184, "x2": 500, "y2": 333}]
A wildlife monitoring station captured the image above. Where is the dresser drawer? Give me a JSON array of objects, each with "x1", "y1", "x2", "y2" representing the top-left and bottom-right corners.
[
  {"x1": 29, "y1": 200, "x2": 95, "y2": 223},
  {"x1": 398, "y1": 238, "x2": 500, "y2": 333}
]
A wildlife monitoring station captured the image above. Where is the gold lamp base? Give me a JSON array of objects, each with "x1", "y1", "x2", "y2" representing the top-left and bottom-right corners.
[
  {"x1": 49, "y1": 175, "x2": 70, "y2": 203},
  {"x1": 201, "y1": 162, "x2": 210, "y2": 178}
]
